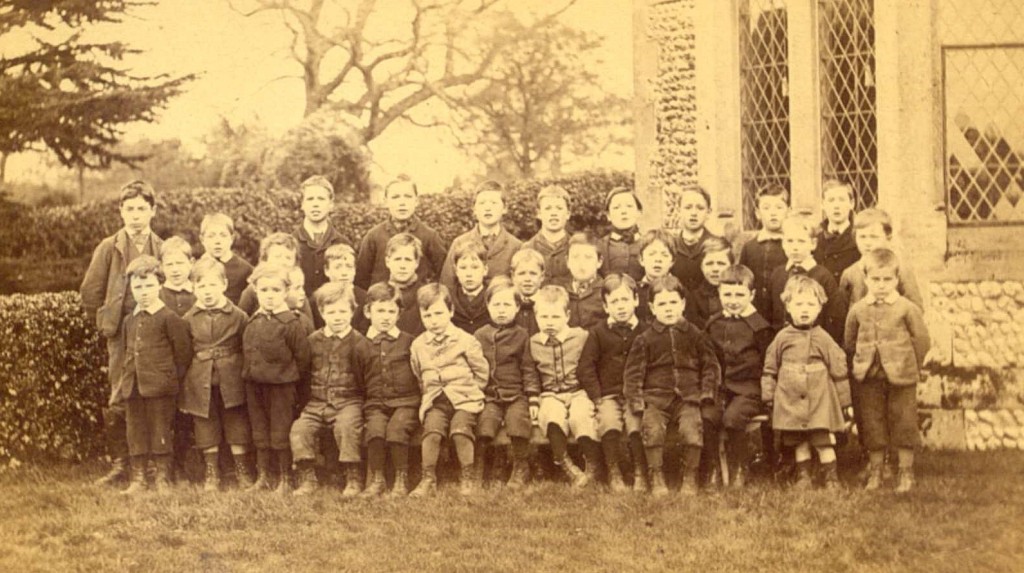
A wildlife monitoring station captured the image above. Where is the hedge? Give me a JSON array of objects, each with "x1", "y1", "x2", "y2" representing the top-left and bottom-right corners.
[{"x1": 0, "y1": 171, "x2": 634, "y2": 263}]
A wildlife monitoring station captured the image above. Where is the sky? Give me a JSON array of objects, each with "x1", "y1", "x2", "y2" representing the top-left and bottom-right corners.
[{"x1": 7, "y1": 0, "x2": 634, "y2": 192}]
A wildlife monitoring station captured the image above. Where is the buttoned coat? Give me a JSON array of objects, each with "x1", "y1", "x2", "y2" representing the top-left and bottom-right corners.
[
  {"x1": 411, "y1": 326, "x2": 489, "y2": 421},
  {"x1": 80, "y1": 229, "x2": 163, "y2": 338},
  {"x1": 116, "y1": 306, "x2": 192, "y2": 402},
  {"x1": 440, "y1": 226, "x2": 522, "y2": 291},
  {"x1": 844, "y1": 295, "x2": 930, "y2": 386},
  {"x1": 180, "y1": 300, "x2": 248, "y2": 417}
]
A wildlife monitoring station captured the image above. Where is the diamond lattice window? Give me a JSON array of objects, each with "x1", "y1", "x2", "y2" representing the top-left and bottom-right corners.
[
  {"x1": 819, "y1": 0, "x2": 878, "y2": 211},
  {"x1": 739, "y1": 0, "x2": 791, "y2": 230},
  {"x1": 944, "y1": 47, "x2": 1024, "y2": 224}
]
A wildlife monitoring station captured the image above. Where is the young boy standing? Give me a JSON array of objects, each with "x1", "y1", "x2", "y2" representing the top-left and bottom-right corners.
[
  {"x1": 598, "y1": 187, "x2": 645, "y2": 281},
  {"x1": 844, "y1": 249, "x2": 930, "y2": 493},
  {"x1": 293, "y1": 176, "x2": 350, "y2": 308},
  {"x1": 813, "y1": 179, "x2": 860, "y2": 284},
  {"x1": 510, "y1": 248, "x2": 545, "y2": 335},
  {"x1": 384, "y1": 233, "x2": 427, "y2": 336},
  {"x1": 116, "y1": 255, "x2": 192, "y2": 494},
  {"x1": 670, "y1": 186, "x2": 721, "y2": 293},
  {"x1": 159, "y1": 236, "x2": 197, "y2": 317},
  {"x1": 739, "y1": 184, "x2": 789, "y2": 317},
  {"x1": 356, "y1": 175, "x2": 447, "y2": 289},
  {"x1": 409, "y1": 284, "x2": 490, "y2": 497},
  {"x1": 578, "y1": 274, "x2": 645, "y2": 493},
  {"x1": 521, "y1": 185, "x2": 573, "y2": 285},
  {"x1": 767, "y1": 215, "x2": 842, "y2": 342},
  {"x1": 441, "y1": 180, "x2": 522, "y2": 290},
  {"x1": 81, "y1": 180, "x2": 163, "y2": 486},
  {"x1": 624, "y1": 276, "x2": 721, "y2": 496},
  {"x1": 838, "y1": 208, "x2": 925, "y2": 311},
  {"x1": 238, "y1": 233, "x2": 315, "y2": 326},
  {"x1": 636, "y1": 229, "x2": 677, "y2": 325},
  {"x1": 450, "y1": 240, "x2": 491, "y2": 334},
  {"x1": 559, "y1": 232, "x2": 607, "y2": 330},
  {"x1": 323, "y1": 243, "x2": 369, "y2": 333},
  {"x1": 199, "y1": 213, "x2": 252, "y2": 306},
  {"x1": 684, "y1": 236, "x2": 732, "y2": 330}
]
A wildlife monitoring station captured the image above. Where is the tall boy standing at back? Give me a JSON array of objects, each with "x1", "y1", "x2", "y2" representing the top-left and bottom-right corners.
[
  {"x1": 356, "y1": 175, "x2": 447, "y2": 289},
  {"x1": 767, "y1": 215, "x2": 842, "y2": 342},
  {"x1": 671, "y1": 186, "x2": 721, "y2": 293},
  {"x1": 521, "y1": 185, "x2": 573, "y2": 285},
  {"x1": 199, "y1": 213, "x2": 252, "y2": 306},
  {"x1": 739, "y1": 184, "x2": 789, "y2": 317},
  {"x1": 440, "y1": 180, "x2": 522, "y2": 290},
  {"x1": 81, "y1": 180, "x2": 164, "y2": 486},
  {"x1": 813, "y1": 179, "x2": 860, "y2": 284},
  {"x1": 293, "y1": 176, "x2": 350, "y2": 320},
  {"x1": 598, "y1": 187, "x2": 645, "y2": 281}
]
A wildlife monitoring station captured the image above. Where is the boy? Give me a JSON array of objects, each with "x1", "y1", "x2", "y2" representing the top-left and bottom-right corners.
[
  {"x1": 199, "y1": 212, "x2": 252, "y2": 306},
  {"x1": 355, "y1": 175, "x2": 447, "y2": 289},
  {"x1": 409, "y1": 284, "x2": 490, "y2": 497},
  {"x1": 839, "y1": 208, "x2": 924, "y2": 311},
  {"x1": 704, "y1": 265, "x2": 774, "y2": 487},
  {"x1": 238, "y1": 233, "x2": 315, "y2": 326},
  {"x1": 181, "y1": 258, "x2": 253, "y2": 491},
  {"x1": 361, "y1": 283, "x2": 421, "y2": 497},
  {"x1": 767, "y1": 215, "x2": 842, "y2": 342},
  {"x1": 636, "y1": 229, "x2": 677, "y2": 325},
  {"x1": 450, "y1": 240, "x2": 491, "y2": 334},
  {"x1": 115, "y1": 255, "x2": 192, "y2": 494},
  {"x1": 324, "y1": 243, "x2": 369, "y2": 333},
  {"x1": 578, "y1": 274, "x2": 645, "y2": 493},
  {"x1": 440, "y1": 180, "x2": 522, "y2": 290},
  {"x1": 671, "y1": 186, "x2": 721, "y2": 293},
  {"x1": 739, "y1": 184, "x2": 789, "y2": 317},
  {"x1": 813, "y1": 179, "x2": 860, "y2": 284},
  {"x1": 81, "y1": 180, "x2": 163, "y2": 486},
  {"x1": 623, "y1": 276, "x2": 721, "y2": 496},
  {"x1": 385, "y1": 233, "x2": 427, "y2": 336},
  {"x1": 242, "y1": 263, "x2": 312, "y2": 493},
  {"x1": 293, "y1": 176, "x2": 350, "y2": 305},
  {"x1": 159, "y1": 236, "x2": 197, "y2": 317},
  {"x1": 684, "y1": 236, "x2": 731, "y2": 330},
  {"x1": 598, "y1": 187, "x2": 644, "y2": 281},
  {"x1": 521, "y1": 185, "x2": 572, "y2": 284},
  {"x1": 559, "y1": 232, "x2": 607, "y2": 330},
  {"x1": 291, "y1": 283, "x2": 376, "y2": 497},
  {"x1": 844, "y1": 249, "x2": 930, "y2": 493},
  {"x1": 474, "y1": 276, "x2": 540, "y2": 489},
  {"x1": 531, "y1": 285, "x2": 601, "y2": 488},
  {"x1": 510, "y1": 248, "x2": 545, "y2": 335}
]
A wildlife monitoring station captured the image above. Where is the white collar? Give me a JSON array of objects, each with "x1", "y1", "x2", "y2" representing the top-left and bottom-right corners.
[
  {"x1": 462, "y1": 285, "x2": 484, "y2": 298},
  {"x1": 607, "y1": 315, "x2": 639, "y2": 329},
  {"x1": 322, "y1": 325, "x2": 352, "y2": 339},
  {"x1": 134, "y1": 299, "x2": 166, "y2": 316},
  {"x1": 303, "y1": 218, "x2": 330, "y2": 238},
  {"x1": 756, "y1": 229, "x2": 784, "y2": 242},
  {"x1": 366, "y1": 326, "x2": 402, "y2": 340},
  {"x1": 723, "y1": 304, "x2": 757, "y2": 319},
  {"x1": 786, "y1": 259, "x2": 818, "y2": 271},
  {"x1": 164, "y1": 281, "x2": 193, "y2": 293},
  {"x1": 864, "y1": 292, "x2": 899, "y2": 305},
  {"x1": 827, "y1": 220, "x2": 850, "y2": 235}
]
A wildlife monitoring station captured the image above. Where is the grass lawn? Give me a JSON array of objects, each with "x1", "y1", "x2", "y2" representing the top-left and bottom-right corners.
[{"x1": 0, "y1": 450, "x2": 1021, "y2": 572}]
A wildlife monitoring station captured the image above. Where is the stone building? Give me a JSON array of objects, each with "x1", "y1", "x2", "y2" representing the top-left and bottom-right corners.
[{"x1": 633, "y1": 0, "x2": 1024, "y2": 449}]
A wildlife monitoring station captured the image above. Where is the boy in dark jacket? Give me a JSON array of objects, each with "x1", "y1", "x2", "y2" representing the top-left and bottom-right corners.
[
  {"x1": 510, "y1": 248, "x2": 545, "y2": 335},
  {"x1": 597, "y1": 187, "x2": 644, "y2": 281},
  {"x1": 739, "y1": 184, "x2": 789, "y2": 317},
  {"x1": 293, "y1": 176, "x2": 350, "y2": 314},
  {"x1": 199, "y1": 213, "x2": 252, "y2": 306},
  {"x1": 813, "y1": 179, "x2": 859, "y2": 284},
  {"x1": 450, "y1": 240, "x2": 490, "y2": 334},
  {"x1": 558, "y1": 232, "x2": 607, "y2": 330}
]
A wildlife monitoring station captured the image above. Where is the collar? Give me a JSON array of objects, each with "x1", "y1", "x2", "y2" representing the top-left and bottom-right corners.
[
  {"x1": 786, "y1": 259, "x2": 818, "y2": 272},
  {"x1": 133, "y1": 299, "x2": 166, "y2": 316},
  {"x1": 572, "y1": 278, "x2": 597, "y2": 295},
  {"x1": 164, "y1": 282, "x2": 193, "y2": 293},
  {"x1": 462, "y1": 285, "x2": 484, "y2": 299},
  {"x1": 367, "y1": 326, "x2": 402, "y2": 340},
  {"x1": 322, "y1": 325, "x2": 352, "y2": 339},
  {"x1": 757, "y1": 229, "x2": 784, "y2": 242},
  {"x1": 196, "y1": 297, "x2": 232, "y2": 313},
  {"x1": 544, "y1": 328, "x2": 573, "y2": 345},
  {"x1": 127, "y1": 228, "x2": 152, "y2": 242},
  {"x1": 216, "y1": 253, "x2": 234, "y2": 264},
  {"x1": 427, "y1": 326, "x2": 457, "y2": 345},
  {"x1": 258, "y1": 306, "x2": 290, "y2": 318},
  {"x1": 302, "y1": 219, "x2": 332, "y2": 241},
  {"x1": 864, "y1": 292, "x2": 899, "y2": 305},
  {"x1": 388, "y1": 216, "x2": 420, "y2": 234},
  {"x1": 389, "y1": 275, "x2": 419, "y2": 291},
  {"x1": 679, "y1": 227, "x2": 709, "y2": 247},
  {"x1": 723, "y1": 304, "x2": 757, "y2": 319},
  {"x1": 650, "y1": 318, "x2": 688, "y2": 333},
  {"x1": 477, "y1": 224, "x2": 502, "y2": 239},
  {"x1": 607, "y1": 315, "x2": 640, "y2": 330},
  {"x1": 536, "y1": 231, "x2": 568, "y2": 250},
  {"x1": 826, "y1": 220, "x2": 850, "y2": 236},
  {"x1": 609, "y1": 227, "x2": 640, "y2": 243}
]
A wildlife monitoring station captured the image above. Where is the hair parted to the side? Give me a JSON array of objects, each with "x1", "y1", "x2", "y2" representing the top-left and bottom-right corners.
[
  {"x1": 314, "y1": 281, "x2": 356, "y2": 311},
  {"x1": 416, "y1": 282, "x2": 452, "y2": 311},
  {"x1": 567, "y1": 231, "x2": 600, "y2": 255},
  {"x1": 300, "y1": 174, "x2": 335, "y2": 199},
  {"x1": 200, "y1": 212, "x2": 235, "y2": 236},
  {"x1": 782, "y1": 213, "x2": 820, "y2": 240},
  {"x1": 534, "y1": 284, "x2": 570, "y2": 311},
  {"x1": 160, "y1": 235, "x2": 194, "y2": 261},
  {"x1": 700, "y1": 235, "x2": 733, "y2": 262},
  {"x1": 536, "y1": 184, "x2": 570, "y2": 208},
  {"x1": 601, "y1": 273, "x2": 638, "y2": 302},
  {"x1": 639, "y1": 228, "x2": 676, "y2": 254},
  {"x1": 474, "y1": 179, "x2": 506, "y2": 202},
  {"x1": 853, "y1": 207, "x2": 894, "y2": 238},
  {"x1": 510, "y1": 247, "x2": 545, "y2": 273},
  {"x1": 862, "y1": 247, "x2": 900, "y2": 275},
  {"x1": 248, "y1": 263, "x2": 293, "y2": 288},
  {"x1": 125, "y1": 254, "x2": 164, "y2": 282},
  {"x1": 385, "y1": 174, "x2": 418, "y2": 197},
  {"x1": 119, "y1": 180, "x2": 157, "y2": 207},
  {"x1": 190, "y1": 257, "x2": 227, "y2": 285},
  {"x1": 366, "y1": 281, "x2": 402, "y2": 311},
  {"x1": 680, "y1": 184, "x2": 712, "y2": 209},
  {"x1": 719, "y1": 265, "x2": 755, "y2": 289},
  {"x1": 324, "y1": 243, "x2": 356, "y2": 266},
  {"x1": 385, "y1": 232, "x2": 423, "y2": 260},
  {"x1": 258, "y1": 232, "x2": 300, "y2": 262},
  {"x1": 452, "y1": 239, "x2": 487, "y2": 266},
  {"x1": 781, "y1": 274, "x2": 828, "y2": 305},
  {"x1": 604, "y1": 186, "x2": 643, "y2": 211},
  {"x1": 485, "y1": 275, "x2": 518, "y2": 304},
  {"x1": 821, "y1": 178, "x2": 855, "y2": 201},
  {"x1": 756, "y1": 183, "x2": 790, "y2": 206},
  {"x1": 649, "y1": 275, "x2": 686, "y2": 302}
]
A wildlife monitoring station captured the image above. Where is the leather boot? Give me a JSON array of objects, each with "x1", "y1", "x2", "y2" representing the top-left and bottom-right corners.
[
  {"x1": 730, "y1": 464, "x2": 747, "y2": 489},
  {"x1": 293, "y1": 460, "x2": 318, "y2": 496},
  {"x1": 247, "y1": 449, "x2": 272, "y2": 492},
  {"x1": 607, "y1": 464, "x2": 628, "y2": 493},
  {"x1": 459, "y1": 464, "x2": 480, "y2": 497},
  {"x1": 203, "y1": 452, "x2": 220, "y2": 492},
  {"x1": 275, "y1": 451, "x2": 293, "y2": 495},
  {"x1": 792, "y1": 460, "x2": 814, "y2": 491},
  {"x1": 894, "y1": 466, "x2": 915, "y2": 494},
  {"x1": 342, "y1": 464, "x2": 362, "y2": 497},
  {"x1": 633, "y1": 466, "x2": 648, "y2": 494},
  {"x1": 361, "y1": 469, "x2": 385, "y2": 498},
  {"x1": 121, "y1": 456, "x2": 148, "y2": 495},
  {"x1": 506, "y1": 459, "x2": 529, "y2": 491},
  {"x1": 388, "y1": 470, "x2": 410, "y2": 498},
  {"x1": 152, "y1": 455, "x2": 173, "y2": 494},
  {"x1": 558, "y1": 456, "x2": 589, "y2": 489},
  {"x1": 864, "y1": 460, "x2": 884, "y2": 491},
  {"x1": 649, "y1": 468, "x2": 668, "y2": 497},
  {"x1": 95, "y1": 457, "x2": 129, "y2": 487},
  {"x1": 409, "y1": 469, "x2": 437, "y2": 498},
  {"x1": 679, "y1": 466, "x2": 699, "y2": 496},
  {"x1": 233, "y1": 453, "x2": 254, "y2": 489},
  {"x1": 821, "y1": 462, "x2": 841, "y2": 491}
]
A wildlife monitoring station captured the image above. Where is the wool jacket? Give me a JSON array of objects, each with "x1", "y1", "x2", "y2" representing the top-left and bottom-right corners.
[
  {"x1": 160, "y1": 285, "x2": 196, "y2": 317},
  {"x1": 393, "y1": 277, "x2": 426, "y2": 336},
  {"x1": 623, "y1": 319, "x2": 721, "y2": 411},
  {"x1": 221, "y1": 254, "x2": 254, "y2": 306},
  {"x1": 670, "y1": 228, "x2": 720, "y2": 293},
  {"x1": 597, "y1": 228, "x2": 644, "y2": 281},
  {"x1": 813, "y1": 221, "x2": 860, "y2": 285},
  {"x1": 475, "y1": 322, "x2": 541, "y2": 403},
  {"x1": 80, "y1": 228, "x2": 162, "y2": 338},
  {"x1": 180, "y1": 299, "x2": 248, "y2": 417},
  {"x1": 844, "y1": 294, "x2": 931, "y2": 386},
  {"x1": 306, "y1": 329, "x2": 377, "y2": 407},
  {"x1": 837, "y1": 260, "x2": 925, "y2": 315},
  {"x1": 521, "y1": 232, "x2": 571, "y2": 285},
  {"x1": 556, "y1": 277, "x2": 607, "y2": 330},
  {"x1": 355, "y1": 216, "x2": 447, "y2": 289},
  {"x1": 452, "y1": 287, "x2": 490, "y2": 335},
  {"x1": 767, "y1": 262, "x2": 844, "y2": 343},
  {"x1": 761, "y1": 325, "x2": 851, "y2": 433},
  {"x1": 411, "y1": 324, "x2": 489, "y2": 420},
  {"x1": 440, "y1": 226, "x2": 522, "y2": 291},
  {"x1": 242, "y1": 309, "x2": 312, "y2": 386},
  {"x1": 294, "y1": 222, "x2": 350, "y2": 299},
  {"x1": 530, "y1": 327, "x2": 589, "y2": 394},
  {"x1": 636, "y1": 280, "x2": 654, "y2": 325},
  {"x1": 683, "y1": 280, "x2": 722, "y2": 330},
  {"x1": 116, "y1": 303, "x2": 192, "y2": 402},
  {"x1": 705, "y1": 310, "x2": 774, "y2": 395},
  {"x1": 739, "y1": 234, "x2": 787, "y2": 317},
  {"x1": 365, "y1": 328, "x2": 421, "y2": 408},
  {"x1": 237, "y1": 285, "x2": 316, "y2": 328},
  {"x1": 578, "y1": 318, "x2": 643, "y2": 401}
]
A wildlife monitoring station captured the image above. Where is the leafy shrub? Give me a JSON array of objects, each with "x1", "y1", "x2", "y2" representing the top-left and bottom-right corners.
[{"x1": 0, "y1": 292, "x2": 107, "y2": 464}]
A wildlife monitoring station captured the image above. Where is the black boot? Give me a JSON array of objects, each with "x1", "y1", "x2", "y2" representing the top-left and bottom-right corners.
[
  {"x1": 793, "y1": 460, "x2": 814, "y2": 491},
  {"x1": 121, "y1": 456, "x2": 148, "y2": 495},
  {"x1": 233, "y1": 452, "x2": 254, "y2": 489},
  {"x1": 247, "y1": 449, "x2": 272, "y2": 492},
  {"x1": 389, "y1": 470, "x2": 410, "y2": 498},
  {"x1": 152, "y1": 455, "x2": 173, "y2": 494},
  {"x1": 341, "y1": 464, "x2": 362, "y2": 497},
  {"x1": 293, "y1": 460, "x2": 318, "y2": 496},
  {"x1": 203, "y1": 451, "x2": 220, "y2": 492},
  {"x1": 95, "y1": 457, "x2": 129, "y2": 487},
  {"x1": 275, "y1": 450, "x2": 293, "y2": 495}
]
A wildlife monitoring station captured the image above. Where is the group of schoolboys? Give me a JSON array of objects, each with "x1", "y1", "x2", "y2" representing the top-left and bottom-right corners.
[{"x1": 81, "y1": 173, "x2": 929, "y2": 498}]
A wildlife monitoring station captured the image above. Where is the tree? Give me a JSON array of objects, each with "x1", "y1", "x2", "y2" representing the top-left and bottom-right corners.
[
  {"x1": 444, "y1": 17, "x2": 632, "y2": 179},
  {"x1": 0, "y1": 1, "x2": 195, "y2": 186},
  {"x1": 230, "y1": 0, "x2": 575, "y2": 145}
]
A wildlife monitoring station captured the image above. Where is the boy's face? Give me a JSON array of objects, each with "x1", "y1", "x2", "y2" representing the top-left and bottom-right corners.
[
  {"x1": 822, "y1": 187, "x2": 854, "y2": 227},
  {"x1": 785, "y1": 290, "x2": 823, "y2": 327},
  {"x1": 864, "y1": 266, "x2": 899, "y2": 299},
  {"x1": 678, "y1": 190, "x2": 710, "y2": 233},
  {"x1": 254, "y1": 277, "x2": 287, "y2": 312},
  {"x1": 474, "y1": 190, "x2": 505, "y2": 228},
  {"x1": 265, "y1": 245, "x2": 297, "y2": 268},
  {"x1": 757, "y1": 196, "x2": 788, "y2": 233},
  {"x1": 386, "y1": 245, "x2": 419, "y2": 283},
  {"x1": 512, "y1": 263, "x2": 542, "y2": 297},
  {"x1": 487, "y1": 289, "x2": 519, "y2": 326},
  {"x1": 455, "y1": 255, "x2": 487, "y2": 292},
  {"x1": 201, "y1": 225, "x2": 233, "y2": 260},
  {"x1": 194, "y1": 275, "x2": 228, "y2": 309},
  {"x1": 650, "y1": 290, "x2": 685, "y2": 326},
  {"x1": 326, "y1": 255, "x2": 356, "y2": 284},
  {"x1": 321, "y1": 299, "x2": 354, "y2": 334},
  {"x1": 603, "y1": 284, "x2": 639, "y2": 324},
  {"x1": 367, "y1": 299, "x2": 400, "y2": 333},
  {"x1": 538, "y1": 196, "x2": 569, "y2": 234},
  {"x1": 386, "y1": 181, "x2": 418, "y2": 221},
  {"x1": 700, "y1": 250, "x2": 731, "y2": 286},
  {"x1": 120, "y1": 196, "x2": 155, "y2": 236},
  {"x1": 718, "y1": 283, "x2": 753, "y2": 315},
  {"x1": 854, "y1": 223, "x2": 890, "y2": 255},
  {"x1": 640, "y1": 240, "x2": 673, "y2": 280},
  {"x1": 130, "y1": 274, "x2": 162, "y2": 310},
  {"x1": 420, "y1": 299, "x2": 454, "y2": 335},
  {"x1": 535, "y1": 301, "x2": 570, "y2": 338},
  {"x1": 161, "y1": 251, "x2": 193, "y2": 286},
  {"x1": 287, "y1": 275, "x2": 306, "y2": 308},
  {"x1": 301, "y1": 185, "x2": 333, "y2": 224},
  {"x1": 567, "y1": 244, "x2": 600, "y2": 283},
  {"x1": 608, "y1": 193, "x2": 640, "y2": 231},
  {"x1": 782, "y1": 226, "x2": 814, "y2": 265}
]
